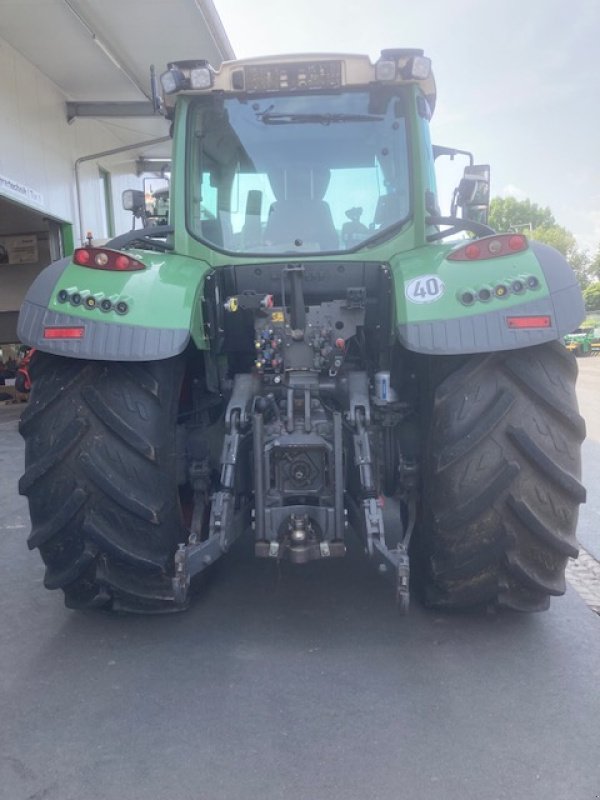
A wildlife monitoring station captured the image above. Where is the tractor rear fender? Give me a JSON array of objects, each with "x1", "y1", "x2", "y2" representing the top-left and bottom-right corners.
[
  {"x1": 17, "y1": 251, "x2": 212, "y2": 361},
  {"x1": 395, "y1": 240, "x2": 584, "y2": 355}
]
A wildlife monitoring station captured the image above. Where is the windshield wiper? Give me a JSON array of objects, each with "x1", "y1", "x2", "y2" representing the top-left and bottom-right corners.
[{"x1": 257, "y1": 112, "x2": 384, "y2": 125}]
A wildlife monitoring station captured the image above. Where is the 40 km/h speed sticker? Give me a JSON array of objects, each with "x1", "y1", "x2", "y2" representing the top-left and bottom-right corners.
[{"x1": 405, "y1": 275, "x2": 445, "y2": 304}]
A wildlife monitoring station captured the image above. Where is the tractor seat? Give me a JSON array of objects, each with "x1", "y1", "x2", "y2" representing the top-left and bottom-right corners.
[{"x1": 264, "y1": 167, "x2": 338, "y2": 251}]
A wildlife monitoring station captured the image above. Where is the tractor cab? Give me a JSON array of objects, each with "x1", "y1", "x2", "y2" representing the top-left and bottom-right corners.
[{"x1": 159, "y1": 51, "x2": 489, "y2": 259}]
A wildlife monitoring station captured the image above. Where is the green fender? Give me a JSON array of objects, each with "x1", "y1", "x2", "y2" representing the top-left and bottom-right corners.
[
  {"x1": 393, "y1": 240, "x2": 584, "y2": 354},
  {"x1": 17, "y1": 250, "x2": 212, "y2": 361}
]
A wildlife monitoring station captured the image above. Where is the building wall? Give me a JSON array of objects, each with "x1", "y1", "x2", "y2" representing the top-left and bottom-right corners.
[
  {"x1": 0, "y1": 35, "x2": 157, "y2": 245},
  {"x1": 0, "y1": 35, "x2": 169, "y2": 331}
]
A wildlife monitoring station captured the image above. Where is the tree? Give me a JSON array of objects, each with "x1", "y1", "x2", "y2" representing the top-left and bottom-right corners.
[
  {"x1": 530, "y1": 225, "x2": 577, "y2": 257},
  {"x1": 488, "y1": 196, "x2": 595, "y2": 291},
  {"x1": 589, "y1": 245, "x2": 600, "y2": 281},
  {"x1": 568, "y1": 248, "x2": 593, "y2": 291},
  {"x1": 530, "y1": 227, "x2": 594, "y2": 290},
  {"x1": 489, "y1": 197, "x2": 555, "y2": 233},
  {"x1": 583, "y1": 282, "x2": 600, "y2": 312}
]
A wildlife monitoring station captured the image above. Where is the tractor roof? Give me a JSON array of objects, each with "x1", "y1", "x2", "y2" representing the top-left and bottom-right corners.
[{"x1": 160, "y1": 50, "x2": 436, "y2": 116}]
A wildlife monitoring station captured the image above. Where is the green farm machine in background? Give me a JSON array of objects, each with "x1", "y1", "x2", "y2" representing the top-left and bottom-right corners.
[
  {"x1": 564, "y1": 326, "x2": 600, "y2": 356},
  {"x1": 18, "y1": 50, "x2": 586, "y2": 614}
]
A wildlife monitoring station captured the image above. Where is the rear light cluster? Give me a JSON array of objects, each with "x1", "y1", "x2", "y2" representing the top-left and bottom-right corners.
[
  {"x1": 56, "y1": 289, "x2": 129, "y2": 315},
  {"x1": 73, "y1": 247, "x2": 145, "y2": 272},
  {"x1": 458, "y1": 275, "x2": 540, "y2": 306},
  {"x1": 448, "y1": 233, "x2": 528, "y2": 262}
]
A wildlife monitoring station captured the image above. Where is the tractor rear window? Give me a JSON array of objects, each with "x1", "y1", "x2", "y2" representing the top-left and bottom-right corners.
[{"x1": 186, "y1": 90, "x2": 412, "y2": 255}]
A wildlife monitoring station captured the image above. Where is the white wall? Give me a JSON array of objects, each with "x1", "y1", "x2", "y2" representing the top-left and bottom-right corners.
[{"x1": 0, "y1": 35, "x2": 156, "y2": 245}]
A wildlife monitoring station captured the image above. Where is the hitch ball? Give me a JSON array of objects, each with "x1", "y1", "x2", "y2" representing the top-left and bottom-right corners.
[{"x1": 289, "y1": 513, "x2": 308, "y2": 544}]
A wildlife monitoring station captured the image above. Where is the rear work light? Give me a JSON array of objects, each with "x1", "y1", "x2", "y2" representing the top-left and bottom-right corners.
[
  {"x1": 506, "y1": 315, "x2": 552, "y2": 329},
  {"x1": 161, "y1": 60, "x2": 214, "y2": 94},
  {"x1": 44, "y1": 326, "x2": 85, "y2": 339},
  {"x1": 73, "y1": 247, "x2": 145, "y2": 272},
  {"x1": 448, "y1": 234, "x2": 528, "y2": 261}
]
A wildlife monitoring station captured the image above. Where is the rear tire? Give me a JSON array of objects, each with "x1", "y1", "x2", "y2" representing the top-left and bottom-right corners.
[
  {"x1": 19, "y1": 353, "x2": 187, "y2": 612},
  {"x1": 419, "y1": 341, "x2": 585, "y2": 612}
]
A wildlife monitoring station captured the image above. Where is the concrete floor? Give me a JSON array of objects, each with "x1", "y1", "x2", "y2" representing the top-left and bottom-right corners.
[{"x1": 1, "y1": 386, "x2": 599, "y2": 800}]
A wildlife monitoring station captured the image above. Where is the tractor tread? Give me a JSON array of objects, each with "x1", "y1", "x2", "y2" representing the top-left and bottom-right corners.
[
  {"x1": 502, "y1": 347, "x2": 586, "y2": 440},
  {"x1": 19, "y1": 417, "x2": 88, "y2": 494},
  {"x1": 83, "y1": 513, "x2": 166, "y2": 572},
  {"x1": 20, "y1": 352, "x2": 186, "y2": 613},
  {"x1": 505, "y1": 549, "x2": 566, "y2": 596},
  {"x1": 506, "y1": 425, "x2": 586, "y2": 502},
  {"x1": 436, "y1": 388, "x2": 515, "y2": 470},
  {"x1": 95, "y1": 561, "x2": 185, "y2": 614},
  {"x1": 79, "y1": 450, "x2": 162, "y2": 524},
  {"x1": 43, "y1": 544, "x2": 97, "y2": 590},
  {"x1": 19, "y1": 359, "x2": 90, "y2": 436},
  {"x1": 436, "y1": 460, "x2": 520, "y2": 529},
  {"x1": 27, "y1": 487, "x2": 88, "y2": 550},
  {"x1": 82, "y1": 385, "x2": 156, "y2": 461},
  {"x1": 112, "y1": 363, "x2": 162, "y2": 400},
  {"x1": 506, "y1": 494, "x2": 579, "y2": 558},
  {"x1": 420, "y1": 343, "x2": 584, "y2": 612}
]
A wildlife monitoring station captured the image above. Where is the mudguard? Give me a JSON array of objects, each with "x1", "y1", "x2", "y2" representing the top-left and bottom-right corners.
[
  {"x1": 18, "y1": 237, "x2": 584, "y2": 361},
  {"x1": 17, "y1": 250, "x2": 212, "y2": 361},
  {"x1": 394, "y1": 240, "x2": 584, "y2": 355}
]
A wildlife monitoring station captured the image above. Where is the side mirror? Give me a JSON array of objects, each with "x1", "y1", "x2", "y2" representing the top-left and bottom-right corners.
[
  {"x1": 453, "y1": 164, "x2": 490, "y2": 225},
  {"x1": 143, "y1": 177, "x2": 170, "y2": 226},
  {"x1": 122, "y1": 179, "x2": 170, "y2": 229},
  {"x1": 122, "y1": 189, "x2": 146, "y2": 216}
]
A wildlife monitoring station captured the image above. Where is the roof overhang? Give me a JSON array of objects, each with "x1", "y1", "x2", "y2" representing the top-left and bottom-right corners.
[{"x1": 0, "y1": 0, "x2": 234, "y2": 154}]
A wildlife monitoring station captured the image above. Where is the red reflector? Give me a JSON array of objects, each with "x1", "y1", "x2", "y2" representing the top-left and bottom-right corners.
[
  {"x1": 506, "y1": 315, "x2": 552, "y2": 329},
  {"x1": 43, "y1": 326, "x2": 85, "y2": 339}
]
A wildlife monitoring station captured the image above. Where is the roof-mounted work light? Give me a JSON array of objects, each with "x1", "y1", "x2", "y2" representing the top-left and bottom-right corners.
[
  {"x1": 375, "y1": 59, "x2": 397, "y2": 81},
  {"x1": 403, "y1": 55, "x2": 432, "y2": 80},
  {"x1": 160, "y1": 60, "x2": 214, "y2": 94},
  {"x1": 189, "y1": 65, "x2": 213, "y2": 89},
  {"x1": 160, "y1": 66, "x2": 186, "y2": 95},
  {"x1": 376, "y1": 49, "x2": 432, "y2": 82}
]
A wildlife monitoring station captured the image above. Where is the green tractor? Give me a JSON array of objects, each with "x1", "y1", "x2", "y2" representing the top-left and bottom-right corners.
[
  {"x1": 18, "y1": 50, "x2": 586, "y2": 614},
  {"x1": 564, "y1": 326, "x2": 600, "y2": 356}
]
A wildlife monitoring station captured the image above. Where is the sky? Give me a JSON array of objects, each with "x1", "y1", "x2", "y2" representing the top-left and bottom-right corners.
[{"x1": 214, "y1": 0, "x2": 600, "y2": 252}]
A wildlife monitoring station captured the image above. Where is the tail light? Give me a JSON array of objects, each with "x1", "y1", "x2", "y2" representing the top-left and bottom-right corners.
[
  {"x1": 448, "y1": 234, "x2": 528, "y2": 261},
  {"x1": 73, "y1": 247, "x2": 145, "y2": 272}
]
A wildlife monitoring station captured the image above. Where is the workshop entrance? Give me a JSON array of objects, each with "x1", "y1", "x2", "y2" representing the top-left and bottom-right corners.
[{"x1": 0, "y1": 195, "x2": 69, "y2": 344}]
